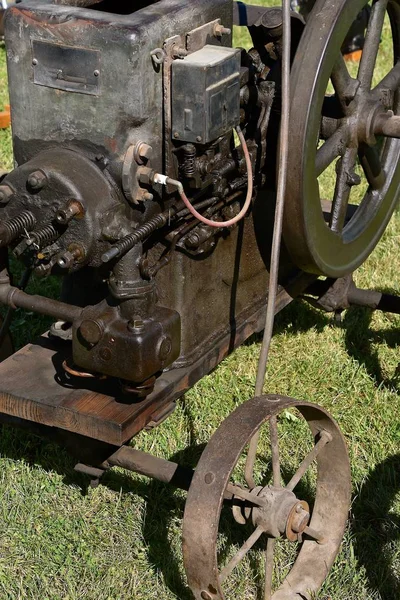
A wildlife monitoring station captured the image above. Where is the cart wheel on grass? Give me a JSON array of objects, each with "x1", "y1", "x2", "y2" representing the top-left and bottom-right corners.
[{"x1": 183, "y1": 395, "x2": 351, "y2": 600}]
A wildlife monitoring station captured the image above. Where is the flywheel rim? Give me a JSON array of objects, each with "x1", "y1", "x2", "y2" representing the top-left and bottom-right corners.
[{"x1": 284, "y1": 0, "x2": 400, "y2": 278}]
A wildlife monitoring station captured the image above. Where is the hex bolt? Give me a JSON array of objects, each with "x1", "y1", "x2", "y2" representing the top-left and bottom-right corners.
[
  {"x1": 56, "y1": 246, "x2": 84, "y2": 270},
  {"x1": 214, "y1": 23, "x2": 232, "y2": 37},
  {"x1": 134, "y1": 141, "x2": 153, "y2": 165},
  {"x1": 27, "y1": 170, "x2": 47, "y2": 191},
  {"x1": 55, "y1": 200, "x2": 84, "y2": 225},
  {"x1": 79, "y1": 319, "x2": 104, "y2": 346},
  {"x1": 0, "y1": 184, "x2": 14, "y2": 205},
  {"x1": 128, "y1": 319, "x2": 145, "y2": 333}
]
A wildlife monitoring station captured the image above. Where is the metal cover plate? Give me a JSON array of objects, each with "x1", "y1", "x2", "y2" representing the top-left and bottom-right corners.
[{"x1": 32, "y1": 40, "x2": 101, "y2": 96}]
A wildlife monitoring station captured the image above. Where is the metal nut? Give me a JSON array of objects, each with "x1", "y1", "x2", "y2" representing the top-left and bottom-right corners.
[
  {"x1": 214, "y1": 23, "x2": 231, "y2": 37},
  {"x1": 0, "y1": 184, "x2": 14, "y2": 205},
  {"x1": 27, "y1": 170, "x2": 47, "y2": 191}
]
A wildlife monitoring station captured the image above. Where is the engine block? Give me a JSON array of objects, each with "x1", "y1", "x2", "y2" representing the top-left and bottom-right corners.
[{"x1": 1, "y1": 0, "x2": 276, "y2": 394}]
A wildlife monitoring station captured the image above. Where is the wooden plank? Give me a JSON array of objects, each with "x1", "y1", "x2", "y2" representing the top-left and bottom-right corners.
[{"x1": 0, "y1": 286, "x2": 295, "y2": 446}]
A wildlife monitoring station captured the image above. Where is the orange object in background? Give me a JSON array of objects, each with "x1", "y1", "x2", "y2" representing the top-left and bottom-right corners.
[
  {"x1": 344, "y1": 50, "x2": 363, "y2": 63},
  {"x1": 0, "y1": 105, "x2": 10, "y2": 129}
]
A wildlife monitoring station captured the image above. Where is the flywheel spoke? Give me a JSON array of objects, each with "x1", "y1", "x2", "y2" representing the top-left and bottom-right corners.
[
  {"x1": 358, "y1": 0, "x2": 389, "y2": 89},
  {"x1": 331, "y1": 56, "x2": 358, "y2": 112},
  {"x1": 264, "y1": 537, "x2": 276, "y2": 600},
  {"x1": 359, "y1": 144, "x2": 386, "y2": 190},
  {"x1": 373, "y1": 61, "x2": 400, "y2": 96},
  {"x1": 330, "y1": 147, "x2": 358, "y2": 233},
  {"x1": 219, "y1": 525, "x2": 264, "y2": 583},
  {"x1": 316, "y1": 126, "x2": 349, "y2": 177},
  {"x1": 286, "y1": 430, "x2": 332, "y2": 492}
]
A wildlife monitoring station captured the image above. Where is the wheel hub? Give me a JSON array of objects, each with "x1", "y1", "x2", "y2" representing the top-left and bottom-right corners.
[{"x1": 235, "y1": 485, "x2": 311, "y2": 541}]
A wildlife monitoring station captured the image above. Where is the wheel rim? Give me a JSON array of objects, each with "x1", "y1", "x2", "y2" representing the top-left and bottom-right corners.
[
  {"x1": 182, "y1": 395, "x2": 351, "y2": 600},
  {"x1": 284, "y1": 0, "x2": 400, "y2": 278}
]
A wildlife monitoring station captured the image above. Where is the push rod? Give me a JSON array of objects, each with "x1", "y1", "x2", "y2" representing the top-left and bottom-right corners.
[{"x1": 0, "y1": 277, "x2": 83, "y2": 323}]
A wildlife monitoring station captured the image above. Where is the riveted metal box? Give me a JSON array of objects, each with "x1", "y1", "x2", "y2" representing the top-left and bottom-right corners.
[{"x1": 172, "y1": 44, "x2": 241, "y2": 144}]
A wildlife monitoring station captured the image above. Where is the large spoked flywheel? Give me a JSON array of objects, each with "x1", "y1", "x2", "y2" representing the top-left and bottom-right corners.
[{"x1": 284, "y1": 0, "x2": 400, "y2": 278}]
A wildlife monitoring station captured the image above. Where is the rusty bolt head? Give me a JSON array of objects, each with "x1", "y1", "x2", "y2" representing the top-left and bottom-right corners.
[
  {"x1": 214, "y1": 23, "x2": 231, "y2": 37},
  {"x1": 0, "y1": 184, "x2": 14, "y2": 205},
  {"x1": 79, "y1": 320, "x2": 104, "y2": 346},
  {"x1": 28, "y1": 170, "x2": 47, "y2": 191},
  {"x1": 138, "y1": 167, "x2": 154, "y2": 186},
  {"x1": 135, "y1": 142, "x2": 153, "y2": 165}
]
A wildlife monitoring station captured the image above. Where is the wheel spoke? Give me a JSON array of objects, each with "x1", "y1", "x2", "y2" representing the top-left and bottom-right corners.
[
  {"x1": 245, "y1": 431, "x2": 260, "y2": 489},
  {"x1": 373, "y1": 61, "x2": 400, "y2": 96},
  {"x1": 304, "y1": 525, "x2": 325, "y2": 544},
  {"x1": 286, "y1": 430, "x2": 332, "y2": 492},
  {"x1": 330, "y1": 147, "x2": 358, "y2": 233},
  {"x1": 359, "y1": 144, "x2": 386, "y2": 190},
  {"x1": 331, "y1": 56, "x2": 358, "y2": 112},
  {"x1": 264, "y1": 537, "x2": 275, "y2": 600},
  {"x1": 269, "y1": 416, "x2": 281, "y2": 487},
  {"x1": 316, "y1": 126, "x2": 349, "y2": 177},
  {"x1": 226, "y1": 483, "x2": 265, "y2": 508},
  {"x1": 219, "y1": 525, "x2": 264, "y2": 583},
  {"x1": 358, "y1": 0, "x2": 388, "y2": 89}
]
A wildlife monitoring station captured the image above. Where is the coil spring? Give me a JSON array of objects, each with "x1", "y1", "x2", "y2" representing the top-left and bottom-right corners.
[
  {"x1": 28, "y1": 224, "x2": 59, "y2": 248},
  {"x1": 0, "y1": 211, "x2": 37, "y2": 247},
  {"x1": 102, "y1": 213, "x2": 168, "y2": 263},
  {"x1": 183, "y1": 144, "x2": 197, "y2": 178}
]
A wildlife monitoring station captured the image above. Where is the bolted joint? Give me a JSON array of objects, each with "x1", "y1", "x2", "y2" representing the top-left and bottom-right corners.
[
  {"x1": 134, "y1": 141, "x2": 153, "y2": 165},
  {"x1": 137, "y1": 166, "x2": 156, "y2": 186},
  {"x1": 55, "y1": 200, "x2": 84, "y2": 225},
  {"x1": 56, "y1": 245, "x2": 85, "y2": 270},
  {"x1": 214, "y1": 23, "x2": 232, "y2": 37},
  {"x1": 27, "y1": 169, "x2": 48, "y2": 192},
  {"x1": 0, "y1": 184, "x2": 15, "y2": 205}
]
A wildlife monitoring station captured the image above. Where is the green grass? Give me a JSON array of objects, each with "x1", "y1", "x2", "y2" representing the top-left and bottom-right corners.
[{"x1": 0, "y1": 3, "x2": 399, "y2": 599}]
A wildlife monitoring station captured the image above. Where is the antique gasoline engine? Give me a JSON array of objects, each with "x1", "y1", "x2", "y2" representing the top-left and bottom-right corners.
[{"x1": 0, "y1": 0, "x2": 399, "y2": 598}]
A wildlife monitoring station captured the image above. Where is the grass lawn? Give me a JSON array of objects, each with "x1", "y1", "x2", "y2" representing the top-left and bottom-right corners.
[{"x1": 0, "y1": 2, "x2": 399, "y2": 599}]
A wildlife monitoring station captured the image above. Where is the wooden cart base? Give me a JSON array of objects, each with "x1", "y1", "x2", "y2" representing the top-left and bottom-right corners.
[{"x1": 0, "y1": 297, "x2": 294, "y2": 446}]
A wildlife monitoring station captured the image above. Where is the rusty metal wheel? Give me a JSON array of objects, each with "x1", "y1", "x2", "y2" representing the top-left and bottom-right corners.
[
  {"x1": 183, "y1": 395, "x2": 351, "y2": 600},
  {"x1": 284, "y1": 0, "x2": 400, "y2": 278}
]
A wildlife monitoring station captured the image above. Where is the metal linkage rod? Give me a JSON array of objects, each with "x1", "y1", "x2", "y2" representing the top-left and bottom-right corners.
[{"x1": 246, "y1": 0, "x2": 292, "y2": 489}]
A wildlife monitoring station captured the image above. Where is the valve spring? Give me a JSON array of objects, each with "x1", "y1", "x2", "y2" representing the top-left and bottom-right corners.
[
  {"x1": 0, "y1": 211, "x2": 37, "y2": 247},
  {"x1": 102, "y1": 213, "x2": 169, "y2": 263},
  {"x1": 28, "y1": 223, "x2": 59, "y2": 248},
  {"x1": 182, "y1": 144, "x2": 197, "y2": 178}
]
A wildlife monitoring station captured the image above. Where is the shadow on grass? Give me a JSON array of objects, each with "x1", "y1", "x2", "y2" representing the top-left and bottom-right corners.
[
  {"x1": 351, "y1": 453, "x2": 400, "y2": 600},
  {"x1": 342, "y1": 304, "x2": 400, "y2": 392},
  {"x1": 0, "y1": 410, "x2": 318, "y2": 600}
]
